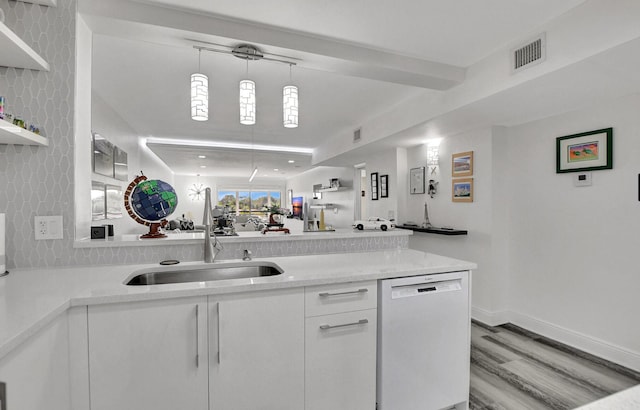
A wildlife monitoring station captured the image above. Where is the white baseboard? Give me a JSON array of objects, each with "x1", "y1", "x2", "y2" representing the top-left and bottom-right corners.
[
  {"x1": 508, "y1": 311, "x2": 640, "y2": 372},
  {"x1": 471, "y1": 306, "x2": 509, "y2": 327}
]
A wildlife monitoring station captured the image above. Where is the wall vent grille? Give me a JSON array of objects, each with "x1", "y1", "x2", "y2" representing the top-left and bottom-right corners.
[
  {"x1": 353, "y1": 128, "x2": 361, "y2": 143},
  {"x1": 512, "y1": 33, "x2": 546, "y2": 72}
]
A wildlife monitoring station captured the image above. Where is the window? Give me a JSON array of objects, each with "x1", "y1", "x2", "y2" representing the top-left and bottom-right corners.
[{"x1": 217, "y1": 189, "x2": 283, "y2": 217}]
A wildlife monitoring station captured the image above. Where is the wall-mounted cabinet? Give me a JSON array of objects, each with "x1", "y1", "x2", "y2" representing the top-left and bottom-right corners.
[
  {"x1": 0, "y1": 21, "x2": 50, "y2": 71},
  {"x1": 0, "y1": 118, "x2": 48, "y2": 146}
]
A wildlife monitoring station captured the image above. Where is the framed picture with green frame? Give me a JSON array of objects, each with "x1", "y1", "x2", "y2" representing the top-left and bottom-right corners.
[{"x1": 556, "y1": 128, "x2": 613, "y2": 173}]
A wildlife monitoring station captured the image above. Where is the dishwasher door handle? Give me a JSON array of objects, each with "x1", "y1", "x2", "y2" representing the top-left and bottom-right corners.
[{"x1": 319, "y1": 319, "x2": 368, "y2": 330}]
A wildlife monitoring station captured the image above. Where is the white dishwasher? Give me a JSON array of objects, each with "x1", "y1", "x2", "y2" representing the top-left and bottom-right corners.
[{"x1": 377, "y1": 271, "x2": 470, "y2": 410}]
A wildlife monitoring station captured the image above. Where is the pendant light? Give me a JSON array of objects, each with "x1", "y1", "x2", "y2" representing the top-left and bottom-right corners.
[
  {"x1": 248, "y1": 125, "x2": 257, "y2": 181},
  {"x1": 239, "y1": 59, "x2": 256, "y2": 125},
  {"x1": 283, "y1": 64, "x2": 298, "y2": 128},
  {"x1": 191, "y1": 49, "x2": 208, "y2": 121}
]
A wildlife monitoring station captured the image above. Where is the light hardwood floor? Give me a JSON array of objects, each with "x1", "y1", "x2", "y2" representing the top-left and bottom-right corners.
[{"x1": 470, "y1": 321, "x2": 640, "y2": 410}]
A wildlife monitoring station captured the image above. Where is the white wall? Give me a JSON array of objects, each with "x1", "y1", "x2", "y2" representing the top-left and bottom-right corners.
[
  {"x1": 286, "y1": 166, "x2": 355, "y2": 228},
  {"x1": 505, "y1": 93, "x2": 640, "y2": 369},
  {"x1": 401, "y1": 93, "x2": 640, "y2": 370},
  {"x1": 364, "y1": 149, "x2": 399, "y2": 221},
  {"x1": 405, "y1": 127, "x2": 506, "y2": 319}
]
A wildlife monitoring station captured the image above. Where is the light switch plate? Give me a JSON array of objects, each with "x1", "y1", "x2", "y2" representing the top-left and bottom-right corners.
[
  {"x1": 34, "y1": 216, "x2": 63, "y2": 240},
  {"x1": 574, "y1": 172, "x2": 592, "y2": 187}
]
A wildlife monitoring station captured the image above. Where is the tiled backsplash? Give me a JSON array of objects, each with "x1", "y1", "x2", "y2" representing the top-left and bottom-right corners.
[{"x1": 71, "y1": 235, "x2": 410, "y2": 267}]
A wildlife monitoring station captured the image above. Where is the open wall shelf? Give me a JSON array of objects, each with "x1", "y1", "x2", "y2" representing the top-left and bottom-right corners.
[
  {"x1": 0, "y1": 21, "x2": 50, "y2": 71},
  {"x1": 15, "y1": 0, "x2": 57, "y2": 7},
  {"x1": 0, "y1": 118, "x2": 48, "y2": 146}
]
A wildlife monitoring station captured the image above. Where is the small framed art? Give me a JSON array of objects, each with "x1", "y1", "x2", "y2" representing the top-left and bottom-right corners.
[
  {"x1": 371, "y1": 172, "x2": 379, "y2": 200},
  {"x1": 380, "y1": 174, "x2": 389, "y2": 198},
  {"x1": 556, "y1": 128, "x2": 613, "y2": 173},
  {"x1": 452, "y1": 151, "x2": 473, "y2": 177},
  {"x1": 452, "y1": 178, "x2": 473, "y2": 202},
  {"x1": 410, "y1": 167, "x2": 425, "y2": 194}
]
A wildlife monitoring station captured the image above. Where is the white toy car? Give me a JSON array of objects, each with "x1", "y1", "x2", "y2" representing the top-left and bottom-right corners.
[{"x1": 353, "y1": 217, "x2": 396, "y2": 231}]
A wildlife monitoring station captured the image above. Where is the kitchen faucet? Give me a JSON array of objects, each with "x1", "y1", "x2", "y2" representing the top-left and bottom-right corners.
[{"x1": 203, "y1": 188, "x2": 223, "y2": 263}]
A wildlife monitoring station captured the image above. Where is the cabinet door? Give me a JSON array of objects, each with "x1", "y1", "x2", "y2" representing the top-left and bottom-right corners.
[
  {"x1": 305, "y1": 309, "x2": 377, "y2": 410},
  {"x1": 88, "y1": 297, "x2": 208, "y2": 410},
  {"x1": 210, "y1": 288, "x2": 304, "y2": 410},
  {"x1": 0, "y1": 313, "x2": 70, "y2": 410}
]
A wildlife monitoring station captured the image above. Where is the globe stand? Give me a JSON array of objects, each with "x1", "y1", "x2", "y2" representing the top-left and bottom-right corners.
[
  {"x1": 140, "y1": 221, "x2": 167, "y2": 239},
  {"x1": 124, "y1": 174, "x2": 178, "y2": 240}
]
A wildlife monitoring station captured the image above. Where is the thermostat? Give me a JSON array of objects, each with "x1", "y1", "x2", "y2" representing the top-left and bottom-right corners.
[{"x1": 574, "y1": 172, "x2": 592, "y2": 187}]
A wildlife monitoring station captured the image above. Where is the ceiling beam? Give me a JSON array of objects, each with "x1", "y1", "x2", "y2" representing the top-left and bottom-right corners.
[{"x1": 79, "y1": 0, "x2": 465, "y2": 90}]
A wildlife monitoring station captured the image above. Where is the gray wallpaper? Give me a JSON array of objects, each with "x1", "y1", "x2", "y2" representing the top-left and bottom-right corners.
[
  {"x1": 0, "y1": 0, "x2": 76, "y2": 269},
  {"x1": 0, "y1": 1, "x2": 407, "y2": 269}
]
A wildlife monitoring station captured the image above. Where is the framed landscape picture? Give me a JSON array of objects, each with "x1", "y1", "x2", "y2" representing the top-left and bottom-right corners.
[
  {"x1": 452, "y1": 178, "x2": 473, "y2": 203},
  {"x1": 452, "y1": 151, "x2": 473, "y2": 177},
  {"x1": 556, "y1": 128, "x2": 613, "y2": 173}
]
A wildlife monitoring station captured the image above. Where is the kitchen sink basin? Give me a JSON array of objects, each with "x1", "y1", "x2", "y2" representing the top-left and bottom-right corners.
[{"x1": 126, "y1": 262, "x2": 283, "y2": 286}]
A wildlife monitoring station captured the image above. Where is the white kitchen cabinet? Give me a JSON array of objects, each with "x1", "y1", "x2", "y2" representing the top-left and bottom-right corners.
[
  {"x1": 0, "y1": 313, "x2": 70, "y2": 410},
  {"x1": 304, "y1": 281, "x2": 378, "y2": 410},
  {"x1": 209, "y1": 288, "x2": 305, "y2": 410},
  {"x1": 87, "y1": 297, "x2": 208, "y2": 410}
]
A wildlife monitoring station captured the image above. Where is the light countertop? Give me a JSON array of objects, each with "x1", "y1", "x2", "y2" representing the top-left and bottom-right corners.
[
  {"x1": 0, "y1": 249, "x2": 475, "y2": 360},
  {"x1": 577, "y1": 384, "x2": 640, "y2": 409}
]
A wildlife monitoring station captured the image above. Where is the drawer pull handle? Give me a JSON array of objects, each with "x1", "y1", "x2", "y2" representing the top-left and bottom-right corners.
[
  {"x1": 320, "y1": 319, "x2": 368, "y2": 330},
  {"x1": 318, "y1": 288, "x2": 368, "y2": 298}
]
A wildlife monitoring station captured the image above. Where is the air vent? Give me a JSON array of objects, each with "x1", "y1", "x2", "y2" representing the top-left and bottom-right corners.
[
  {"x1": 512, "y1": 33, "x2": 546, "y2": 73},
  {"x1": 353, "y1": 128, "x2": 362, "y2": 143}
]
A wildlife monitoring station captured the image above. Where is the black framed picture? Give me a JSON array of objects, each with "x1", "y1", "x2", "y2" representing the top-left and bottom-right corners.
[
  {"x1": 556, "y1": 128, "x2": 613, "y2": 173},
  {"x1": 371, "y1": 172, "x2": 379, "y2": 200},
  {"x1": 380, "y1": 174, "x2": 389, "y2": 198}
]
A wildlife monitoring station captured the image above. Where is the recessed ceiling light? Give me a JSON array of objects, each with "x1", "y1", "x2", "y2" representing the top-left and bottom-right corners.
[
  {"x1": 198, "y1": 155, "x2": 206, "y2": 159},
  {"x1": 200, "y1": 165, "x2": 207, "y2": 168},
  {"x1": 288, "y1": 160, "x2": 295, "y2": 163},
  {"x1": 273, "y1": 168, "x2": 279, "y2": 171}
]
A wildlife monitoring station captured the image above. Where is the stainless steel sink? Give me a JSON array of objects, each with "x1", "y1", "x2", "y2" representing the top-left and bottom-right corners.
[{"x1": 126, "y1": 262, "x2": 283, "y2": 286}]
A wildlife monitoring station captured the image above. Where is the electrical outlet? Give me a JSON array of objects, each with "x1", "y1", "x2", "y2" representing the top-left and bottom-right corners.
[{"x1": 34, "y1": 216, "x2": 63, "y2": 240}]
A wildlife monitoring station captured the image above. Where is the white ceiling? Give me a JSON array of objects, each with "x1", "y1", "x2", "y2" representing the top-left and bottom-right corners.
[
  {"x1": 139, "y1": 0, "x2": 586, "y2": 66},
  {"x1": 83, "y1": 0, "x2": 589, "y2": 178}
]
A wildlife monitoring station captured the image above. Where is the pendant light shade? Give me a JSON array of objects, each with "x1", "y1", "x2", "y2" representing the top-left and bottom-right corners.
[
  {"x1": 191, "y1": 73, "x2": 208, "y2": 121},
  {"x1": 283, "y1": 85, "x2": 298, "y2": 128},
  {"x1": 239, "y1": 79, "x2": 256, "y2": 125}
]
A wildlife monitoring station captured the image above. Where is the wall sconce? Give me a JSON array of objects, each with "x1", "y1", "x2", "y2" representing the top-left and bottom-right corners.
[
  {"x1": 426, "y1": 141, "x2": 440, "y2": 198},
  {"x1": 427, "y1": 145, "x2": 439, "y2": 175}
]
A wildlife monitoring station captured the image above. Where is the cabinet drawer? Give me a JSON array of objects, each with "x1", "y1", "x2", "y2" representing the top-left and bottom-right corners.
[
  {"x1": 305, "y1": 281, "x2": 377, "y2": 317},
  {"x1": 305, "y1": 309, "x2": 377, "y2": 410}
]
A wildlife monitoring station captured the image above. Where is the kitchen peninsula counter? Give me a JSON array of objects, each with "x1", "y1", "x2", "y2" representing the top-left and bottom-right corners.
[{"x1": 0, "y1": 249, "x2": 475, "y2": 360}]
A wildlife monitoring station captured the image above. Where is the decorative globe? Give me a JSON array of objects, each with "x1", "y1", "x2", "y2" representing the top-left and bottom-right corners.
[
  {"x1": 130, "y1": 179, "x2": 178, "y2": 221},
  {"x1": 124, "y1": 174, "x2": 178, "y2": 239}
]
